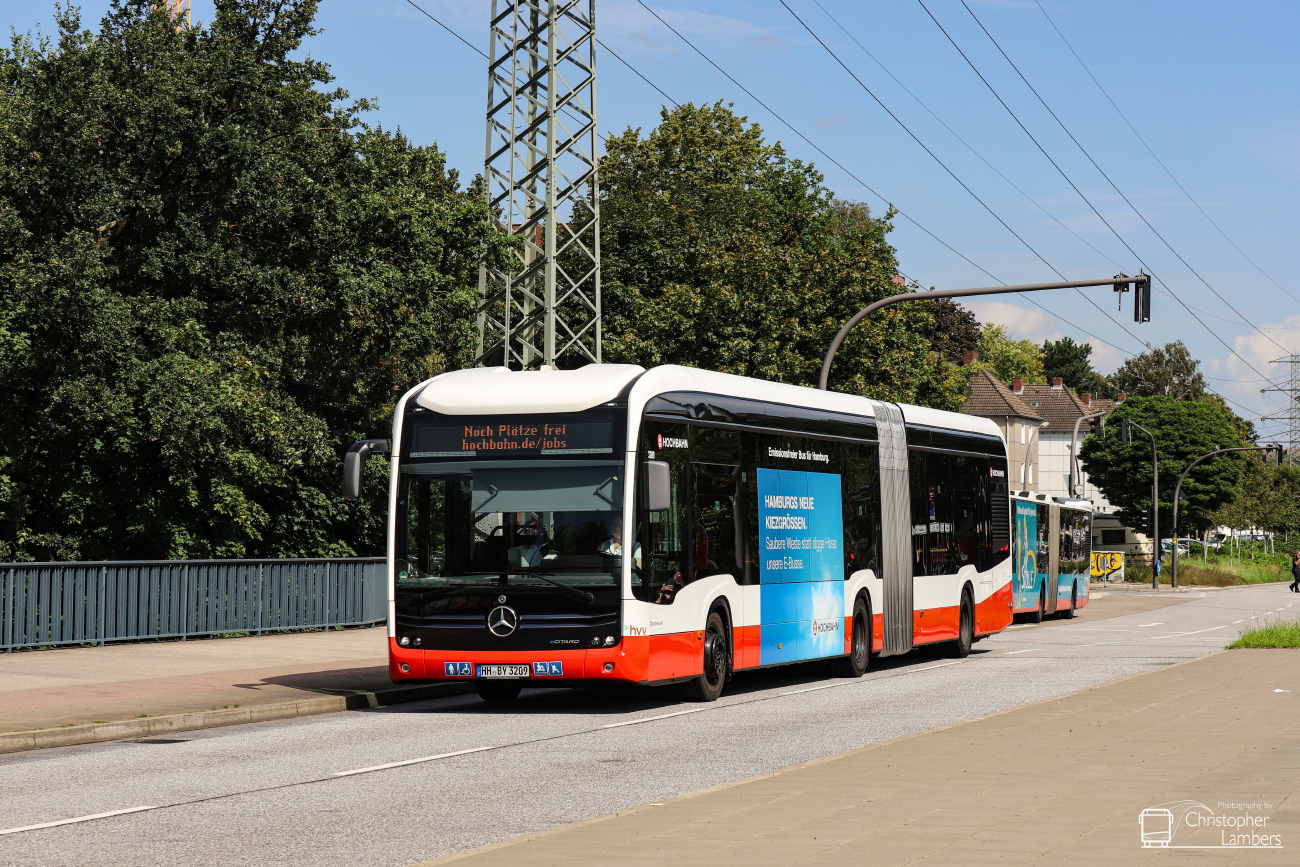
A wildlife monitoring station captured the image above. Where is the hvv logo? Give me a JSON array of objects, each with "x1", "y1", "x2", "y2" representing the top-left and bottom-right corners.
[{"x1": 1140, "y1": 801, "x2": 1281, "y2": 849}]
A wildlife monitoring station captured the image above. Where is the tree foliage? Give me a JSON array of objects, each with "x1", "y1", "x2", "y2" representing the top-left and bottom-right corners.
[
  {"x1": 1042, "y1": 336, "x2": 1108, "y2": 397},
  {"x1": 599, "y1": 102, "x2": 968, "y2": 410},
  {"x1": 0, "y1": 1, "x2": 511, "y2": 561},
  {"x1": 1109, "y1": 341, "x2": 1207, "y2": 400},
  {"x1": 973, "y1": 324, "x2": 1043, "y2": 385},
  {"x1": 922, "y1": 299, "x2": 980, "y2": 366},
  {"x1": 1079, "y1": 396, "x2": 1245, "y2": 537}
]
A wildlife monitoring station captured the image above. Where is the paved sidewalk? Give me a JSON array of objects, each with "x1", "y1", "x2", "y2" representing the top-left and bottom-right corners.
[{"x1": 426, "y1": 648, "x2": 1300, "y2": 866}]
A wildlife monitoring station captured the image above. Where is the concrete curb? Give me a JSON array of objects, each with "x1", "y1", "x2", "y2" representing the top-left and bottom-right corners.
[{"x1": 0, "y1": 681, "x2": 474, "y2": 756}]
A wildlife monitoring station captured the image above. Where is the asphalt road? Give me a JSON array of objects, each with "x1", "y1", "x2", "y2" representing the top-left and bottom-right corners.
[{"x1": 1, "y1": 584, "x2": 1296, "y2": 867}]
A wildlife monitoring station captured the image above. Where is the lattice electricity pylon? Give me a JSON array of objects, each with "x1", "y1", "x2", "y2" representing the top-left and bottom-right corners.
[
  {"x1": 1262, "y1": 354, "x2": 1300, "y2": 466},
  {"x1": 476, "y1": 0, "x2": 601, "y2": 370}
]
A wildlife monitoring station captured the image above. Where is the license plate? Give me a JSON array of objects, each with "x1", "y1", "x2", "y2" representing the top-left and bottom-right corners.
[{"x1": 477, "y1": 664, "x2": 531, "y2": 679}]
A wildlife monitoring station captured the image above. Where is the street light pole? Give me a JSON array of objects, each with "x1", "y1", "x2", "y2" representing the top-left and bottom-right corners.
[
  {"x1": 817, "y1": 274, "x2": 1150, "y2": 391},
  {"x1": 1120, "y1": 420, "x2": 1159, "y2": 589},
  {"x1": 1171, "y1": 444, "x2": 1283, "y2": 588}
]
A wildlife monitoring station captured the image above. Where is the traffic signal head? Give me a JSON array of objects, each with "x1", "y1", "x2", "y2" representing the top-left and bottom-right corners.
[
  {"x1": 1134, "y1": 272, "x2": 1151, "y2": 323},
  {"x1": 1087, "y1": 415, "x2": 1105, "y2": 437},
  {"x1": 1118, "y1": 419, "x2": 1131, "y2": 445}
]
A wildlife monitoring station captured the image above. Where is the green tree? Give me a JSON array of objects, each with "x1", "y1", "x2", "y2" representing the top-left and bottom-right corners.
[
  {"x1": 599, "y1": 102, "x2": 967, "y2": 410},
  {"x1": 1109, "y1": 341, "x2": 1206, "y2": 400},
  {"x1": 1042, "y1": 336, "x2": 1108, "y2": 396},
  {"x1": 975, "y1": 324, "x2": 1044, "y2": 385},
  {"x1": 0, "y1": 1, "x2": 512, "y2": 561},
  {"x1": 1079, "y1": 396, "x2": 1245, "y2": 539},
  {"x1": 922, "y1": 299, "x2": 981, "y2": 366}
]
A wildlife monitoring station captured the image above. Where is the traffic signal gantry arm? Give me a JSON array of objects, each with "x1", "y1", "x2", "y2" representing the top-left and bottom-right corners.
[
  {"x1": 817, "y1": 273, "x2": 1151, "y2": 391},
  {"x1": 1170, "y1": 443, "x2": 1283, "y2": 588}
]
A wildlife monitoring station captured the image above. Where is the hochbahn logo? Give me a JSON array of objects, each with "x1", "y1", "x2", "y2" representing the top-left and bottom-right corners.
[{"x1": 1139, "y1": 801, "x2": 1282, "y2": 849}]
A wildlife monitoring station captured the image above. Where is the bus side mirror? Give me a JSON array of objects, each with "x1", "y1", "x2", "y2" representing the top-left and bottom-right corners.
[
  {"x1": 641, "y1": 460, "x2": 671, "y2": 512},
  {"x1": 343, "y1": 439, "x2": 391, "y2": 500}
]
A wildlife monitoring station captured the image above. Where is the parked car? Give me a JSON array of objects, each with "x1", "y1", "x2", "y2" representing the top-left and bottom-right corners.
[{"x1": 1160, "y1": 540, "x2": 1190, "y2": 555}]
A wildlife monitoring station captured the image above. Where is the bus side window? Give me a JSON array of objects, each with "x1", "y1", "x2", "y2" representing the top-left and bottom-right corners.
[
  {"x1": 691, "y1": 425, "x2": 742, "y2": 583},
  {"x1": 910, "y1": 450, "x2": 928, "y2": 576},
  {"x1": 640, "y1": 421, "x2": 690, "y2": 604},
  {"x1": 842, "y1": 442, "x2": 881, "y2": 577},
  {"x1": 951, "y1": 455, "x2": 980, "y2": 570}
]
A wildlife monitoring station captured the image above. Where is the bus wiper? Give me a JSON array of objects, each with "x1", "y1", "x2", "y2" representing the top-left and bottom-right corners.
[{"x1": 519, "y1": 571, "x2": 595, "y2": 604}]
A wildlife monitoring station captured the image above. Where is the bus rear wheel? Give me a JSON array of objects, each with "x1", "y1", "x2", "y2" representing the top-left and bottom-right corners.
[
  {"x1": 949, "y1": 590, "x2": 973, "y2": 658},
  {"x1": 832, "y1": 596, "x2": 870, "y2": 678},
  {"x1": 684, "y1": 610, "x2": 728, "y2": 702},
  {"x1": 1062, "y1": 583, "x2": 1078, "y2": 619},
  {"x1": 475, "y1": 680, "x2": 522, "y2": 703},
  {"x1": 1028, "y1": 587, "x2": 1045, "y2": 624}
]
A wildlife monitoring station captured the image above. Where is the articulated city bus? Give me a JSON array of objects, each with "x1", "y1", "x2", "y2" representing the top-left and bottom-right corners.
[
  {"x1": 344, "y1": 364, "x2": 1015, "y2": 702},
  {"x1": 1010, "y1": 493, "x2": 1093, "y2": 621}
]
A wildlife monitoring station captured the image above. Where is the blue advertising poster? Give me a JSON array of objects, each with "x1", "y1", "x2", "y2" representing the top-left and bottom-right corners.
[
  {"x1": 756, "y1": 468, "x2": 844, "y2": 664},
  {"x1": 1014, "y1": 501, "x2": 1039, "y2": 608}
]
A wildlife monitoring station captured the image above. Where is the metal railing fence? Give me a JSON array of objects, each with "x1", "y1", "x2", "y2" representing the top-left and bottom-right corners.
[{"x1": 1, "y1": 558, "x2": 386, "y2": 652}]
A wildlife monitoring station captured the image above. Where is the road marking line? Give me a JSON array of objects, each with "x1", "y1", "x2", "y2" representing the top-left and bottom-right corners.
[
  {"x1": 599, "y1": 708, "x2": 705, "y2": 729},
  {"x1": 914, "y1": 661, "x2": 966, "y2": 671},
  {"x1": 1234, "y1": 620, "x2": 1246, "y2": 624},
  {"x1": 1003, "y1": 649, "x2": 1037, "y2": 655},
  {"x1": 783, "y1": 683, "x2": 841, "y2": 696},
  {"x1": 333, "y1": 746, "x2": 492, "y2": 777},
  {"x1": 1005, "y1": 624, "x2": 1034, "y2": 629},
  {"x1": 0, "y1": 806, "x2": 159, "y2": 836},
  {"x1": 1150, "y1": 625, "x2": 1228, "y2": 639},
  {"x1": 1138, "y1": 622, "x2": 1163, "y2": 627}
]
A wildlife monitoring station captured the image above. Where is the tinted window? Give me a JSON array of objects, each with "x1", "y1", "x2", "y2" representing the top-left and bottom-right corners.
[
  {"x1": 638, "y1": 421, "x2": 691, "y2": 603},
  {"x1": 842, "y1": 442, "x2": 881, "y2": 577},
  {"x1": 1060, "y1": 508, "x2": 1092, "y2": 574},
  {"x1": 987, "y1": 457, "x2": 1010, "y2": 566}
]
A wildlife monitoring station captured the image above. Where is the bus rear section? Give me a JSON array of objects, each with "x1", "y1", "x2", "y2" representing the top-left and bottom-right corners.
[
  {"x1": 1011, "y1": 494, "x2": 1093, "y2": 621},
  {"x1": 356, "y1": 364, "x2": 1015, "y2": 701}
]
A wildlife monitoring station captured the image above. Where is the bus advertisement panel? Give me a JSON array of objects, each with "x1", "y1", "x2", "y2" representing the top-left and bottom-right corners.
[
  {"x1": 756, "y1": 468, "x2": 844, "y2": 665},
  {"x1": 1014, "y1": 500, "x2": 1040, "y2": 614}
]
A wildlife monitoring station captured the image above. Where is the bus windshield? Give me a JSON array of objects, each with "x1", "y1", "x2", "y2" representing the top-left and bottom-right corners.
[{"x1": 396, "y1": 460, "x2": 629, "y2": 590}]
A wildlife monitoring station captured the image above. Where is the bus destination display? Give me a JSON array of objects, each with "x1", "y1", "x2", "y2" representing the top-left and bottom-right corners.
[{"x1": 408, "y1": 413, "x2": 615, "y2": 458}]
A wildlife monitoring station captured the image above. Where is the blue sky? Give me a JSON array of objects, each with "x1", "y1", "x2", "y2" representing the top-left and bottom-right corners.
[{"x1": 9, "y1": 1, "x2": 1300, "y2": 432}]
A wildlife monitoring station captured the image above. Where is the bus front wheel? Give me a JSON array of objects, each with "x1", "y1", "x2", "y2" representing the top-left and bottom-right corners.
[
  {"x1": 1028, "y1": 587, "x2": 1045, "y2": 624},
  {"x1": 684, "y1": 610, "x2": 728, "y2": 702},
  {"x1": 949, "y1": 590, "x2": 973, "y2": 658},
  {"x1": 1062, "y1": 583, "x2": 1078, "y2": 619}
]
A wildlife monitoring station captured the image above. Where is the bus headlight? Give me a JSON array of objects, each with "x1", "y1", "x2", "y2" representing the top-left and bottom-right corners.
[
  {"x1": 399, "y1": 636, "x2": 410, "y2": 647},
  {"x1": 590, "y1": 636, "x2": 601, "y2": 646},
  {"x1": 604, "y1": 635, "x2": 616, "y2": 646}
]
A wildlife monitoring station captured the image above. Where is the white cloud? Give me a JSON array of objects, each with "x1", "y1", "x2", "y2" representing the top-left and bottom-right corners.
[
  {"x1": 1204, "y1": 313, "x2": 1300, "y2": 416},
  {"x1": 966, "y1": 300, "x2": 1126, "y2": 373},
  {"x1": 603, "y1": 1, "x2": 787, "y2": 55}
]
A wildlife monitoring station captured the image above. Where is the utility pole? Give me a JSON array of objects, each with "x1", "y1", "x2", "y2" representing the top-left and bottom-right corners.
[
  {"x1": 1261, "y1": 354, "x2": 1300, "y2": 466},
  {"x1": 477, "y1": 0, "x2": 601, "y2": 371}
]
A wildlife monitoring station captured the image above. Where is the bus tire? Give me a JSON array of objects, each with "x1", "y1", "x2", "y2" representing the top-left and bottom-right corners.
[
  {"x1": 684, "y1": 610, "x2": 728, "y2": 702},
  {"x1": 1062, "y1": 582, "x2": 1078, "y2": 619},
  {"x1": 1028, "y1": 587, "x2": 1044, "y2": 624},
  {"x1": 949, "y1": 589, "x2": 973, "y2": 658},
  {"x1": 832, "y1": 595, "x2": 870, "y2": 678}
]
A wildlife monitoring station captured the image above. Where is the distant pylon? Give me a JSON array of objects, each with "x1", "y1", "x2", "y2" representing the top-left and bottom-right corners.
[
  {"x1": 1261, "y1": 354, "x2": 1300, "y2": 465},
  {"x1": 476, "y1": 0, "x2": 601, "y2": 370}
]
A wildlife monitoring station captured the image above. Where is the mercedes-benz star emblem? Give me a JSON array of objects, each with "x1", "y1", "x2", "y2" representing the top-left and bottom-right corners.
[{"x1": 487, "y1": 605, "x2": 518, "y2": 637}]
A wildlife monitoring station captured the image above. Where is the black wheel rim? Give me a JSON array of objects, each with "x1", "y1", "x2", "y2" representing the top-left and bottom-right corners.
[{"x1": 703, "y1": 627, "x2": 725, "y2": 687}]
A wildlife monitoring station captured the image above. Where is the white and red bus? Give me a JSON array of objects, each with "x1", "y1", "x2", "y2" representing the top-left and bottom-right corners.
[{"x1": 344, "y1": 364, "x2": 1014, "y2": 702}]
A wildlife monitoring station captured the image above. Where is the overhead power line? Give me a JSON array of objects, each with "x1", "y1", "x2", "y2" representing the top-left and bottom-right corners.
[
  {"x1": 777, "y1": 0, "x2": 1147, "y2": 353},
  {"x1": 958, "y1": 0, "x2": 1289, "y2": 359},
  {"x1": 809, "y1": 0, "x2": 1123, "y2": 272},
  {"x1": 917, "y1": 0, "x2": 1284, "y2": 390},
  {"x1": 404, "y1": 0, "x2": 1148, "y2": 361},
  {"x1": 1033, "y1": 0, "x2": 1300, "y2": 308}
]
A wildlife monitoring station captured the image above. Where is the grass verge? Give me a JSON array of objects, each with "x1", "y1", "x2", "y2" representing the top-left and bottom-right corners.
[{"x1": 1230, "y1": 620, "x2": 1300, "y2": 648}]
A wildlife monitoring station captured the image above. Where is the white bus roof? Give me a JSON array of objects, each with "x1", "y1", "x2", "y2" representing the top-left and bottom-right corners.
[{"x1": 412, "y1": 364, "x2": 1003, "y2": 441}]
